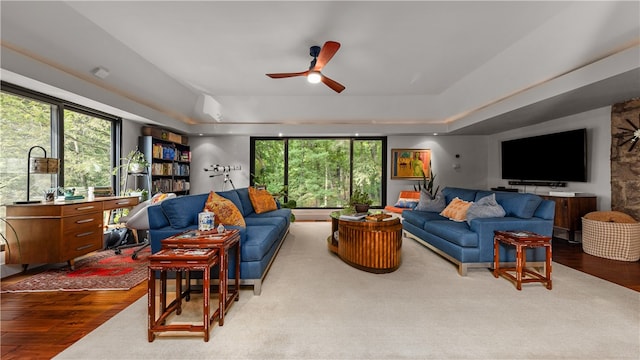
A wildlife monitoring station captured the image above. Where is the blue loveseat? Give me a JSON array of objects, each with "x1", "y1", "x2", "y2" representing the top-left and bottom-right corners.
[
  {"x1": 402, "y1": 187, "x2": 555, "y2": 275},
  {"x1": 147, "y1": 187, "x2": 291, "y2": 295}
]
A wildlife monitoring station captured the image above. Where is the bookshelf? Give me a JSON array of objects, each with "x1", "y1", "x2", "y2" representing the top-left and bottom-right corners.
[{"x1": 139, "y1": 131, "x2": 191, "y2": 196}]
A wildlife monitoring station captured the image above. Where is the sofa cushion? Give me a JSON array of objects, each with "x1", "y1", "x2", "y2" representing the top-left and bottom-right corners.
[
  {"x1": 414, "y1": 190, "x2": 446, "y2": 212},
  {"x1": 442, "y1": 187, "x2": 477, "y2": 204},
  {"x1": 216, "y1": 189, "x2": 245, "y2": 215},
  {"x1": 466, "y1": 193, "x2": 506, "y2": 225},
  {"x1": 204, "y1": 191, "x2": 246, "y2": 227},
  {"x1": 235, "y1": 187, "x2": 256, "y2": 217},
  {"x1": 248, "y1": 187, "x2": 278, "y2": 214},
  {"x1": 393, "y1": 190, "x2": 420, "y2": 209},
  {"x1": 440, "y1": 197, "x2": 473, "y2": 222},
  {"x1": 160, "y1": 193, "x2": 208, "y2": 229},
  {"x1": 402, "y1": 210, "x2": 447, "y2": 228},
  {"x1": 242, "y1": 225, "x2": 281, "y2": 261},
  {"x1": 423, "y1": 220, "x2": 478, "y2": 247},
  {"x1": 495, "y1": 192, "x2": 542, "y2": 219}
]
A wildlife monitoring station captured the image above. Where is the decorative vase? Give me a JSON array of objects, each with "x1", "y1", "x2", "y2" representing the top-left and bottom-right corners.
[{"x1": 355, "y1": 204, "x2": 370, "y2": 213}]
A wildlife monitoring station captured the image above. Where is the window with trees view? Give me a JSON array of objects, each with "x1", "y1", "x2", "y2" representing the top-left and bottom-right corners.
[
  {"x1": 251, "y1": 137, "x2": 386, "y2": 209},
  {"x1": 1, "y1": 83, "x2": 120, "y2": 237}
]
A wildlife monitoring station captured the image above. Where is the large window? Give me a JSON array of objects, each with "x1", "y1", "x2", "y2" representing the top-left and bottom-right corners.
[
  {"x1": 251, "y1": 137, "x2": 386, "y2": 209},
  {"x1": 0, "y1": 82, "x2": 120, "y2": 238}
]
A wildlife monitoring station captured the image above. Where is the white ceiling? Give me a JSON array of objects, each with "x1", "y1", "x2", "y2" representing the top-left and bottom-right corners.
[{"x1": 1, "y1": 1, "x2": 639, "y2": 136}]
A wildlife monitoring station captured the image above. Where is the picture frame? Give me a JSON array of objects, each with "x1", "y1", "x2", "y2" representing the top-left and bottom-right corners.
[{"x1": 390, "y1": 149, "x2": 431, "y2": 180}]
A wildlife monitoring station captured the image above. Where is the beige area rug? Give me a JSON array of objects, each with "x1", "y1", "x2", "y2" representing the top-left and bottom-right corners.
[{"x1": 54, "y1": 222, "x2": 640, "y2": 359}]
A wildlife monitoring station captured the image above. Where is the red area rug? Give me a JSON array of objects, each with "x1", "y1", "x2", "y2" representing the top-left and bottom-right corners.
[{"x1": 1, "y1": 246, "x2": 150, "y2": 292}]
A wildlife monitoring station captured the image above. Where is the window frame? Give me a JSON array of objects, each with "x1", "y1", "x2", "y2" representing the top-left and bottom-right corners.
[
  {"x1": 250, "y1": 136, "x2": 387, "y2": 209},
  {"x1": 1, "y1": 81, "x2": 122, "y2": 195}
]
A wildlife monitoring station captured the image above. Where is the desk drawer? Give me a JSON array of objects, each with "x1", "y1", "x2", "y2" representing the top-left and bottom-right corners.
[
  {"x1": 103, "y1": 197, "x2": 139, "y2": 210},
  {"x1": 62, "y1": 220, "x2": 103, "y2": 259},
  {"x1": 62, "y1": 203, "x2": 103, "y2": 216}
]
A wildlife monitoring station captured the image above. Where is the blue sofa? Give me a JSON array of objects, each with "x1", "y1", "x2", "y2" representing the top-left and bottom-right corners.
[
  {"x1": 147, "y1": 187, "x2": 291, "y2": 295},
  {"x1": 402, "y1": 187, "x2": 555, "y2": 275}
]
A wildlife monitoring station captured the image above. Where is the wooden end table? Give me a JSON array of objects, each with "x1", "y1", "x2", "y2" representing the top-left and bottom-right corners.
[
  {"x1": 493, "y1": 230, "x2": 552, "y2": 290},
  {"x1": 147, "y1": 248, "x2": 219, "y2": 342},
  {"x1": 161, "y1": 229, "x2": 241, "y2": 326}
]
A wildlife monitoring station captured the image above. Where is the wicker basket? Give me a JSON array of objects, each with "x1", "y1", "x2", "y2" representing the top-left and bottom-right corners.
[{"x1": 582, "y1": 217, "x2": 640, "y2": 261}]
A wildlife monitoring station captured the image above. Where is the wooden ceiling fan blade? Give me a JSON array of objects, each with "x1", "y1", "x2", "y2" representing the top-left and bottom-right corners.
[
  {"x1": 313, "y1": 41, "x2": 340, "y2": 71},
  {"x1": 266, "y1": 71, "x2": 308, "y2": 79},
  {"x1": 321, "y1": 75, "x2": 345, "y2": 93}
]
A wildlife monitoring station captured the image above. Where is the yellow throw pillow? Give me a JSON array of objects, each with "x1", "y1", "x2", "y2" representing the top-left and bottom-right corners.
[
  {"x1": 440, "y1": 197, "x2": 473, "y2": 222},
  {"x1": 248, "y1": 187, "x2": 278, "y2": 214},
  {"x1": 204, "y1": 191, "x2": 246, "y2": 227}
]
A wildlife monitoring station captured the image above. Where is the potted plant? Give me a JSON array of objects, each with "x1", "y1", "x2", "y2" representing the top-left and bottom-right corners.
[
  {"x1": 112, "y1": 149, "x2": 150, "y2": 175},
  {"x1": 350, "y1": 188, "x2": 372, "y2": 213}
]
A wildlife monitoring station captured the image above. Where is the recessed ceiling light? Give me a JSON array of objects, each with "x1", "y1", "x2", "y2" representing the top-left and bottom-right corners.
[
  {"x1": 433, "y1": 133, "x2": 438, "y2": 136},
  {"x1": 91, "y1": 66, "x2": 110, "y2": 79}
]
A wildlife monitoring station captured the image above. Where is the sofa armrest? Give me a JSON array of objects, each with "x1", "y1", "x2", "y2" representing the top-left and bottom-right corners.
[
  {"x1": 469, "y1": 217, "x2": 554, "y2": 261},
  {"x1": 148, "y1": 204, "x2": 170, "y2": 229}
]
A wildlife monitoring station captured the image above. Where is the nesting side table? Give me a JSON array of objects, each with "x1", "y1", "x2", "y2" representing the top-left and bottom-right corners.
[
  {"x1": 493, "y1": 230, "x2": 552, "y2": 290},
  {"x1": 147, "y1": 248, "x2": 219, "y2": 342}
]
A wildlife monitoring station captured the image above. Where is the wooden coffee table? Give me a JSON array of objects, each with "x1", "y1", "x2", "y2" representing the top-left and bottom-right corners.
[
  {"x1": 493, "y1": 230, "x2": 552, "y2": 290},
  {"x1": 328, "y1": 211, "x2": 403, "y2": 273}
]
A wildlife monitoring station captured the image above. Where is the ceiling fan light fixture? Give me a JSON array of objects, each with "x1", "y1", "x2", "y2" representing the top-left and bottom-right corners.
[{"x1": 307, "y1": 71, "x2": 322, "y2": 84}]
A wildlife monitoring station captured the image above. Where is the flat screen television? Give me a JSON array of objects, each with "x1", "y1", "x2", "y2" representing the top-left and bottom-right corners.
[{"x1": 501, "y1": 128, "x2": 587, "y2": 182}]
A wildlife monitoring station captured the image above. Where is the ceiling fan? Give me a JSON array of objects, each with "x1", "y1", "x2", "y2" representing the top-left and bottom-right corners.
[{"x1": 266, "y1": 41, "x2": 345, "y2": 93}]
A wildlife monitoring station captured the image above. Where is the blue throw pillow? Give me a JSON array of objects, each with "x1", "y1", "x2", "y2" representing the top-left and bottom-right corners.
[
  {"x1": 414, "y1": 190, "x2": 446, "y2": 212},
  {"x1": 466, "y1": 193, "x2": 506, "y2": 225}
]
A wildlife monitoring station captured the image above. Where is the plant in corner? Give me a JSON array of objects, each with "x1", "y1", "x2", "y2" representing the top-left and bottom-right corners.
[
  {"x1": 349, "y1": 188, "x2": 373, "y2": 213},
  {"x1": 414, "y1": 160, "x2": 439, "y2": 197}
]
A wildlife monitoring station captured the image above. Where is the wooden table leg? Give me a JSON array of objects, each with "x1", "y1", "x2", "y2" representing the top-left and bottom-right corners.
[
  {"x1": 546, "y1": 244, "x2": 553, "y2": 290},
  {"x1": 203, "y1": 264, "x2": 210, "y2": 342},
  {"x1": 148, "y1": 267, "x2": 156, "y2": 342},
  {"x1": 493, "y1": 239, "x2": 500, "y2": 278},
  {"x1": 515, "y1": 244, "x2": 523, "y2": 291},
  {"x1": 218, "y1": 247, "x2": 227, "y2": 326},
  {"x1": 176, "y1": 270, "x2": 182, "y2": 315}
]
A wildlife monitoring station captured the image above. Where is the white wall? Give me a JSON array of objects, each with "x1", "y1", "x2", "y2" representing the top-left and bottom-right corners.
[
  {"x1": 131, "y1": 106, "x2": 610, "y2": 211},
  {"x1": 386, "y1": 135, "x2": 488, "y2": 205},
  {"x1": 189, "y1": 136, "x2": 251, "y2": 194},
  {"x1": 487, "y1": 106, "x2": 611, "y2": 210}
]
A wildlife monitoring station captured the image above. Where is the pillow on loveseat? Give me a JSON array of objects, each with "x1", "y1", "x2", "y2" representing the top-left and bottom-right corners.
[
  {"x1": 440, "y1": 197, "x2": 473, "y2": 222},
  {"x1": 248, "y1": 187, "x2": 278, "y2": 214},
  {"x1": 466, "y1": 193, "x2": 506, "y2": 225},
  {"x1": 204, "y1": 191, "x2": 246, "y2": 227},
  {"x1": 414, "y1": 190, "x2": 446, "y2": 212}
]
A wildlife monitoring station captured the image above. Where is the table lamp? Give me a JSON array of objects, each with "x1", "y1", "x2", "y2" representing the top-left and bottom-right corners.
[{"x1": 15, "y1": 145, "x2": 59, "y2": 204}]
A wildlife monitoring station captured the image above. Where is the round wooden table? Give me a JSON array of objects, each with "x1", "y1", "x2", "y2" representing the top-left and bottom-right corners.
[{"x1": 328, "y1": 211, "x2": 403, "y2": 273}]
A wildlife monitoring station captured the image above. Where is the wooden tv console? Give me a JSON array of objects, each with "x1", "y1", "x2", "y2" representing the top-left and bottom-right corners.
[{"x1": 4, "y1": 196, "x2": 139, "y2": 270}]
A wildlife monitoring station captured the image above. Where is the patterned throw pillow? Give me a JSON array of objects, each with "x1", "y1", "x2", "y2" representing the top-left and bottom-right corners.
[
  {"x1": 248, "y1": 187, "x2": 278, "y2": 214},
  {"x1": 440, "y1": 197, "x2": 473, "y2": 222},
  {"x1": 414, "y1": 190, "x2": 446, "y2": 212},
  {"x1": 466, "y1": 193, "x2": 506, "y2": 225},
  {"x1": 203, "y1": 191, "x2": 246, "y2": 227}
]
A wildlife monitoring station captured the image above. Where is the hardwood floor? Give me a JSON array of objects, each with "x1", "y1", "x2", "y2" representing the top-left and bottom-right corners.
[{"x1": 1, "y1": 238, "x2": 639, "y2": 360}]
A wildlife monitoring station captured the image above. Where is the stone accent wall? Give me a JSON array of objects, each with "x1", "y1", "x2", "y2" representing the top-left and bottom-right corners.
[{"x1": 611, "y1": 98, "x2": 640, "y2": 220}]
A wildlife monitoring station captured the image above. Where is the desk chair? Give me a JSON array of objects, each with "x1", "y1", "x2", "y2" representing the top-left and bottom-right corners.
[{"x1": 116, "y1": 193, "x2": 176, "y2": 259}]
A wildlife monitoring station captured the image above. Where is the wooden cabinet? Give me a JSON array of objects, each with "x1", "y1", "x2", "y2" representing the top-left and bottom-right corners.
[
  {"x1": 4, "y1": 196, "x2": 139, "y2": 269},
  {"x1": 541, "y1": 195, "x2": 597, "y2": 241},
  {"x1": 139, "y1": 135, "x2": 190, "y2": 196}
]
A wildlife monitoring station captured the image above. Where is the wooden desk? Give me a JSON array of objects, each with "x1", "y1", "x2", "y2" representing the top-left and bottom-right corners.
[
  {"x1": 3, "y1": 196, "x2": 139, "y2": 270},
  {"x1": 493, "y1": 230, "x2": 552, "y2": 290}
]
